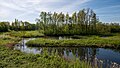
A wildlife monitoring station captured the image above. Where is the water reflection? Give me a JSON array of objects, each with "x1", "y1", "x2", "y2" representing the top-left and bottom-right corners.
[
  {"x1": 43, "y1": 36, "x2": 73, "y2": 40},
  {"x1": 14, "y1": 38, "x2": 120, "y2": 68}
]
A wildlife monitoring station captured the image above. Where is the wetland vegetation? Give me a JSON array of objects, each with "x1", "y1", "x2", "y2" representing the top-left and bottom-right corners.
[{"x1": 0, "y1": 8, "x2": 120, "y2": 68}]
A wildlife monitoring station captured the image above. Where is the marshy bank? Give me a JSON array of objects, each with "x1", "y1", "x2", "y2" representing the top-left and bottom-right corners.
[
  {"x1": 0, "y1": 47, "x2": 91, "y2": 68},
  {"x1": 0, "y1": 31, "x2": 44, "y2": 47},
  {"x1": 1, "y1": 31, "x2": 120, "y2": 68},
  {"x1": 0, "y1": 33, "x2": 92, "y2": 68},
  {"x1": 0, "y1": 34, "x2": 21, "y2": 48},
  {"x1": 1, "y1": 45, "x2": 92, "y2": 68}
]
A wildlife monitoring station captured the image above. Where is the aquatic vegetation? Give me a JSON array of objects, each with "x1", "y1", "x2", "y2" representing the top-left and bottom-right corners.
[{"x1": 0, "y1": 31, "x2": 120, "y2": 68}]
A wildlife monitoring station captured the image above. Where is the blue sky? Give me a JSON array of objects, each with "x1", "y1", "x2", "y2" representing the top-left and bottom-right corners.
[{"x1": 0, "y1": 0, "x2": 120, "y2": 23}]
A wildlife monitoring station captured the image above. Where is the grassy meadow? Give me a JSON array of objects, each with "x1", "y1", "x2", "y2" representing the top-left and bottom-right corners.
[{"x1": 7, "y1": 31, "x2": 44, "y2": 38}]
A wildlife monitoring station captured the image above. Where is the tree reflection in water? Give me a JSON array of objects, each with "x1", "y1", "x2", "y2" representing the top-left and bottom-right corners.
[
  {"x1": 15, "y1": 42, "x2": 120, "y2": 68},
  {"x1": 32, "y1": 47, "x2": 120, "y2": 68}
]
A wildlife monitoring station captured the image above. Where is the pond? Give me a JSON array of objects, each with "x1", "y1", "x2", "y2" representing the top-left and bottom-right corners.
[{"x1": 14, "y1": 38, "x2": 120, "y2": 68}]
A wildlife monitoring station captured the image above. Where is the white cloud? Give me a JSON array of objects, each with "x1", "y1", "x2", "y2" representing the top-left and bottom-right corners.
[
  {"x1": 95, "y1": 5, "x2": 120, "y2": 11},
  {"x1": 55, "y1": 0, "x2": 91, "y2": 14},
  {"x1": 0, "y1": 9, "x2": 10, "y2": 18},
  {"x1": 14, "y1": 0, "x2": 91, "y2": 16},
  {"x1": 0, "y1": 1, "x2": 26, "y2": 11},
  {"x1": 0, "y1": 0, "x2": 92, "y2": 22}
]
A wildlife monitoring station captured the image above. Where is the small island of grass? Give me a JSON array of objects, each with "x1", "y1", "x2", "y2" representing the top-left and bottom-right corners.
[{"x1": 26, "y1": 35, "x2": 120, "y2": 49}]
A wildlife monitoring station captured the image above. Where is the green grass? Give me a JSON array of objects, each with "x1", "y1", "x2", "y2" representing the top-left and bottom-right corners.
[
  {"x1": 6, "y1": 31, "x2": 44, "y2": 38},
  {"x1": 26, "y1": 36, "x2": 120, "y2": 49},
  {"x1": 0, "y1": 34, "x2": 21, "y2": 46}
]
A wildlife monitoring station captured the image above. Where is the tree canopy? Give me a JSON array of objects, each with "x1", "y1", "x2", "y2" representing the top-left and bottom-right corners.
[{"x1": 36, "y1": 9, "x2": 120, "y2": 36}]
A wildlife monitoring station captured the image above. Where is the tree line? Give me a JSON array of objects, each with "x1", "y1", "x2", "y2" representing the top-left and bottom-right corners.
[
  {"x1": 0, "y1": 8, "x2": 120, "y2": 36},
  {"x1": 0, "y1": 19, "x2": 36, "y2": 32},
  {"x1": 36, "y1": 8, "x2": 120, "y2": 36}
]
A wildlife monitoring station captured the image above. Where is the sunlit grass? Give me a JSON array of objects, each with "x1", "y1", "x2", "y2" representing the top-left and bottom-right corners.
[
  {"x1": 7, "y1": 31, "x2": 44, "y2": 38},
  {"x1": 0, "y1": 34, "x2": 21, "y2": 46}
]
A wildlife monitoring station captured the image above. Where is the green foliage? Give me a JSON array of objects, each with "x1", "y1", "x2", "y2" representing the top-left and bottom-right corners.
[
  {"x1": 0, "y1": 22, "x2": 10, "y2": 32},
  {"x1": 0, "y1": 19, "x2": 36, "y2": 32},
  {"x1": 36, "y1": 9, "x2": 120, "y2": 36}
]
